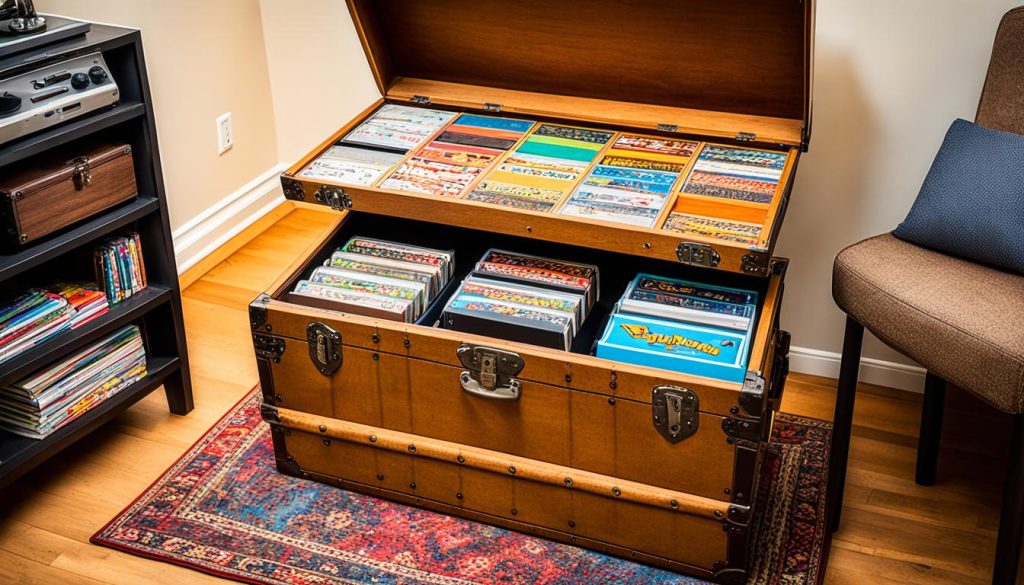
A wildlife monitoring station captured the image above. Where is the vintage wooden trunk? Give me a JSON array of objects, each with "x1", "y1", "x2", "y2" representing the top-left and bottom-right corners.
[
  {"x1": 0, "y1": 143, "x2": 136, "y2": 247},
  {"x1": 252, "y1": 1, "x2": 813, "y2": 582}
]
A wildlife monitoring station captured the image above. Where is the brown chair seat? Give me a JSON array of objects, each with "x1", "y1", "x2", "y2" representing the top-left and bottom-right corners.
[{"x1": 833, "y1": 233, "x2": 1024, "y2": 413}]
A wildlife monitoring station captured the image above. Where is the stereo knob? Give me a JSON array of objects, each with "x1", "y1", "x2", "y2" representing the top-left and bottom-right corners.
[
  {"x1": 88, "y1": 66, "x2": 108, "y2": 85},
  {"x1": 71, "y1": 73, "x2": 90, "y2": 90}
]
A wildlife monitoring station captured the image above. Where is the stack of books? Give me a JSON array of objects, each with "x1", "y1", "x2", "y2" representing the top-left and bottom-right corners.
[
  {"x1": 0, "y1": 325, "x2": 148, "y2": 439},
  {"x1": 596, "y1": 274, "x2": 758, "y2": 383},
  {"x1": 442, "y1": 249, "x2": 598, "y2": 351},
  {"x1": 94, "y1": 232, "x2": 148, "y2": 305},
  {"x1": 288, "y1": 237, "x2": 454, "y2": 323}
]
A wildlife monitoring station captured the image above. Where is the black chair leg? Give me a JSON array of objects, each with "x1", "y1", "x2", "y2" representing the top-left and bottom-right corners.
[
  {"x1": 915, "y1": 372, "x2": 947, "y2": 486},
  {"x1": 828, "y1": 316, "x2": 864, "y2": 534},
  {"x1": 993, "y1": 415, "x2": 1024, "y2": 585}
]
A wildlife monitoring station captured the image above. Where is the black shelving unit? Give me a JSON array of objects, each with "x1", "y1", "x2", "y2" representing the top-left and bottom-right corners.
[{"x1": 0, "y1": 23, "x2": 192, "y2": 489}]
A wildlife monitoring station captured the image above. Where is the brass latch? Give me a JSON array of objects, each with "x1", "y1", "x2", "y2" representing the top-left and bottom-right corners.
[
  {"x1": 68, "y1": 156, "x2": 92, "y2": 190},
  {"x1": 307, "y1": 322, "x2": 342, "y2": 376},
  {"x1": 457, "y1": 344, "x2": 524, "y2": 401},
  {"x1": 652, "y1": 386, "x2": 699, "y2": 443}
]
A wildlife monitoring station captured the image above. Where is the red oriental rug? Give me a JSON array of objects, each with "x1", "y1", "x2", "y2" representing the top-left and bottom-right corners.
[{"x1": 92, "y1": 387, "x2": 832, "y2": 584}]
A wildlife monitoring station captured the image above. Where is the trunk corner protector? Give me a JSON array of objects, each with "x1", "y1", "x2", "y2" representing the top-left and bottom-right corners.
[
  {"x1": 250, "y1": 293, "x2": 271, "y2": 331},
  {"x1": 738, "y1": 371, "x2": 766, "y2": 418}
]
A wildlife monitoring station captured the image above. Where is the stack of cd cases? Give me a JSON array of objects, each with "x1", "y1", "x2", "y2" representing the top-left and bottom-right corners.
[{"x1": 441, "y1": 250, "x2": 598, "y2": 350}]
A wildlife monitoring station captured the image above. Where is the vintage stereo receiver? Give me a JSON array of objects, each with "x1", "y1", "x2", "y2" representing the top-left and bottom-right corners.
[{"x1": 0, "y1": 51, "x2": 118, "y2": 146}]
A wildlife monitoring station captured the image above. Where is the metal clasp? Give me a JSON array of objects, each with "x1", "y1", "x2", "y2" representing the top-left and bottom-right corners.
[
  {"x1": 676, "y1": 242, "x2": 721, "y2": 268},
  {"x1": 307, "y1": 322, "x2": 342, "y2": 376},
  {"x1": 314, "y1": 185, "x2": 352, "y2": 211},
  {"x1": 652, "y1": 386, "x2": 699, "y2": 443},
  {"x1": 69, "y1": 157, "x2": 92, "y2": 191},
  {"x1": 457, "y1": 344, "x2": 524, "y2": 401}
]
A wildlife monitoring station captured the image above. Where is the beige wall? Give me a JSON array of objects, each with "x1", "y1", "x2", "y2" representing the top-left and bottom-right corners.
[
  {"x1": 37, "y1": 0, "x2": 280, "y2": 231},
  {"x1": 258, "y1": 0, "x2": 379, "y2": 164},
  {"x1": 775, "y1": 0, "x2": 1021, "y2": 378}
]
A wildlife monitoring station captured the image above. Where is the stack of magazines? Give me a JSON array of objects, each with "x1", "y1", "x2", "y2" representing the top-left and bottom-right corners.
[
  {"x1": 288, "y1": 237, "x2": 454, "y2": 323},
  {"x1": 0, "y1": 325, "x2": 147, "y2": 439},
  {"x1": 441, "y1": 249, "x2": 598, "y2": 351},
  {"x1": 0, "y1": 285, "x2": 110, "y2": 365},
  {"x1": 94, "y1": 233, "x2": 148, "y2": 305}
]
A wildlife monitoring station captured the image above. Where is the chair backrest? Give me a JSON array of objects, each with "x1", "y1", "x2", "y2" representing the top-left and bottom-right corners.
[{"x1": 976, "y1": 6, "x2": 1024, "y2": 134}]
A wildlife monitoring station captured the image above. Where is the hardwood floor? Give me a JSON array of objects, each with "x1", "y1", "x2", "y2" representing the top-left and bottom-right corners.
[{"x1": 0, "y1": 204, "x2": 1008, "y2": 584}]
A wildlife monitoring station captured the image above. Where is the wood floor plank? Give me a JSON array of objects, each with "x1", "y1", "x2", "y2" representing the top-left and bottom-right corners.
[{"x1": 0, "y1": 206, "x2": 1005, "y2": 584}]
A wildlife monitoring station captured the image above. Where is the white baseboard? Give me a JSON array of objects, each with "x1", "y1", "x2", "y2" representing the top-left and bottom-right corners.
[
  {"x1": 789, "y1": 345, "x2": 926, "y2": 394},
  {"x1": 172, "y1": 163, "x2": 288, "y2": 274}
]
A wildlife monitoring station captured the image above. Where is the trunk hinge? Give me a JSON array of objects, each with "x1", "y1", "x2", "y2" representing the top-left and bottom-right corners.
[
  {"x1": 281, "y1": 175, "x2": 305, "y2": 201},
  {"x1": 652, "y1": 385, "x2": 699, "y2": 443},
  {"x1": 676, "y1": 242, "x2": 721, "y2": 268},
  {"x1": 721, "y1": 416, "x2": 762, "y2": 443},
  {"x1": 741, "y1": 249, "x2": 770, "y2": 276},
  {"x1": 411, "y1": 95, "x2": 432, "y2": 105},
  {"x1": 253, "y1": 333, "x2": 286, "y2": 363},
  {"x1": 314, "y1": 185, "x2": 352, "y2": 211},
  {"x1": 735, "y1": 131, "x2": 757, "y2": 142}
]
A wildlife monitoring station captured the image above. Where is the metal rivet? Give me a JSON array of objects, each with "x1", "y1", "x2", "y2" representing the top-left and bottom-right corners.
[
  {"x1": 377, "y1": 473, "x2": 384, "y2": 481},
  {"x1": 409, "y1": 482, "x2": 416, "y2": 489},
  {"x1": 570, "y1": 536, "x2": 577, "y2": 543},
  {"x1": 372, "y1": 334, "x2": 380, "y2": 343},
  {"x1": 568, "y1": 520, "x2": 576, "y2": 528},
  {"x1": 457, "y1": 455, "x2": 466, "y2": 464},
  {"x1": 643, "y1": 242, "x2": 651, "y2": 249},
  {"x1": 612, "y1": 487, "x2": 622, "y2": 497},
  {"x1": 323, "y1": 438, "x2": 331, "y2": 446},
  {"x1": 724, "y1": 488, "x2": 731, "y2": 495},
  {"x1": 525, "y1": 226, "x2": 533, "y2": 233},
  {"x1": 369, "y1": 435, "x2": 377, "y2": 443},
  {"x1": 564, "y1": 477, "x2": 573, "y2": 487},
  {"x1": 671, "y1": 499, "x2": 679, "y2": 509},
  {"x1": 508, "y1": 466, "x2": 517, "y2": 475},
  {"x1": 408, "y1": 445, "x2": 417, "y2": 453},
  {"x1": 609, "y1": 381, "x2": 617, "y2": 390},
  {"x1": 265, "y1": 324, "x2": 272, "y2": 332},
  {"x1": 456, "y1": 492, "x2": 463, "y2": 499},
  {"x1": 276, "y1": 394, "x2": 284, "y2": 403},
  {"x1": 736, "y1": 493, "x2": 745, "y2": 501},
  {"x1": 404, "y1": 339, "x2": 411, "y2": 348},
  {"x1": 565, "y1": 373, "x2": 572, "y2": 384},
  {"x1": 730, "y1": 406, "x2": 739, "y2": 415},
  {"x1": 372, "y1": 353, "x2": 380, "y2": 361},
  {"x1": 608, "y1": 398, "x2": 616, "y2": 406},
  {"x1": 319, "y1": 425, "x2": 327, "y2": 433},
  {"x1": 510, "y1": 508, "x2": 518, "y2": 516},
  {"x1": 714, "y1": 510, "x2": 724, "y2": 519}
]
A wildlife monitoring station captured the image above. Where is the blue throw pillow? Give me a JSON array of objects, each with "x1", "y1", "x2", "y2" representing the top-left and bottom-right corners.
[{"x1": 893, "y1": 118, "x2": 1024, "y2": 274}]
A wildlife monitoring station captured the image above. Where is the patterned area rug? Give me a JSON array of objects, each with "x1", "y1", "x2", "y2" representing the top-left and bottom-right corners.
[{"x1": 93, "y1": 388, "x2": 831, "y2": 584}]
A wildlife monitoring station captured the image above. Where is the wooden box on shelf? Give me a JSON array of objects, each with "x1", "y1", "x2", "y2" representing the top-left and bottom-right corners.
[
  {"x1": 253, "y1": 1, "x2": 813, "y2": 582},
  {"x1": 0, "y1": 143, "x2": 136, "y2": 247}
]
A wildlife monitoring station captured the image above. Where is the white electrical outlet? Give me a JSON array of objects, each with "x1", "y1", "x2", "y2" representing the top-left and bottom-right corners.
[{"x1": 217, "y1": 112, "x2": 233, "y2": 155}]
